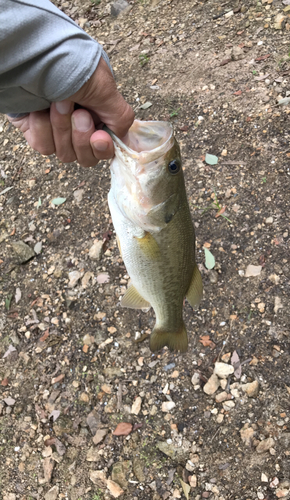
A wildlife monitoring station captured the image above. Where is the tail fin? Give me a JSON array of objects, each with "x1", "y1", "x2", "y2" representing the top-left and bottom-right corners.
[{"x1": 149, "y1": 322, "x2": 188, "y2": 353}]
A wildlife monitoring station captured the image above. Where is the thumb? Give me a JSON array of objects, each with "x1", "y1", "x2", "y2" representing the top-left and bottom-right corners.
[{"x1": 69, "y1": 57, "x2": 134, "y2": 139}]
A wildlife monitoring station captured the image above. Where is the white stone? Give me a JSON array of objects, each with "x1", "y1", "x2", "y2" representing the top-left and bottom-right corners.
[
  {"x1": 162, "y1": 401, "x2": 176, "y2": 412},
  {"x1": 214, "y1": 362, "x2": 234, "y2": 379}
]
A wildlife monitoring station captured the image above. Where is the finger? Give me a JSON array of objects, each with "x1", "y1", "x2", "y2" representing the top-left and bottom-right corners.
[
  {"x1": 6, "y1": 114, "x2": 30, "y2": 134},
  {"x1": 50, "y1": 101, "x2": 76, "y2": 163},
  {"x1": 90, "y1": 129, "x2": 114, "y2": 161},
  {"x1": 70, "y1": 57, "x2": 135, "y2": 140},
  {"x1": 27, "y1": 110, "x2": 55, "y2": 156},
  {"x1": 71, "y1": 109, "x2": 100, "y2": 167}
]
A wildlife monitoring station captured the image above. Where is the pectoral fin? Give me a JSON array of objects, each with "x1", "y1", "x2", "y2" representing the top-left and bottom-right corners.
[
  {"x1": 134, "y1": 231, "x2": 160, "y2": 259},
  {"x1": 186, "y1": 264, "x2": 203, "y2": 310},
  {"x1": 121, "y1": 284, "x2": 151, "y2": 309},
  {"x1": 116, "y1": 235, "x2": 122, "y2": 258}
]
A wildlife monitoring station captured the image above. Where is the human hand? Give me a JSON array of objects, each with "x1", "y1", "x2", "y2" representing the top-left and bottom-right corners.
[{"x1": 7, "y1": 57, "x2": 134, "y2": 167}]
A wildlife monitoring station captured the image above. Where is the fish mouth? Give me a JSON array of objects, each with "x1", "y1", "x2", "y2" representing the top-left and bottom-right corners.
[{"x1": 107, "y1": 120, "x2": 174, "y2": 166}]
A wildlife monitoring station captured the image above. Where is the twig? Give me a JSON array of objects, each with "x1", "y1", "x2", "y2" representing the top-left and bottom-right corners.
[{"x1": 117, "y1": 383, "x2": 122, "y2": 412}]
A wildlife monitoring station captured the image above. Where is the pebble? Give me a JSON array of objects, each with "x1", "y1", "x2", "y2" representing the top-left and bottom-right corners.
[
  {"x1": 68, "y1": 270, "x2": 82, "y2": 288},
  {"x1": 215, "y1": 391, "x2": 232, "y2": 403},
  {"x1": 266, "y1": 216, "x2": 273, "y2": 224},
  {"x1": 44, "y1": 486, "x2": 59, "y2": 500},
  {"x1": 203, "y1": 374, "x2": 220, "y2": 395},
  {"x1": 222, "y1": 400, "x2": 235, "y2": 411},
  {"x1": 245, "y1": 265, "x2": 262, "y2": 277},
  {"x1": 162, "y1": 401, "x2": 176, "y2": 412},
  {"x1": 107, "y1": 479, "x2": 124, "y2": 498},
  {"x1": 90, "y1": 470, "x2": 107, "y2": 487},
  {"x1": 191, "y1": 372, "x2": 200, "y2": 386},
  {"x1": 240, "y1": 425, "x2": 255, "y2": 446},
  {"x1": 79, "y1": 392, "x2": 90, "y2": 403},
  {"x1": 214, "y1": 362, "x2": 234, "y2": 379},
  {"x1": 11, "y1": 240, "x2": 34, "y2": 263},
  {"x1": 111, "y1": 0, "x2": 129, "y2": 16},
  {"x1": 73, "y1": 189, "x2": 84, "y2": 203},
  {"x1": 256, "y1": 437, "x2": 275, "y2": 454},
  {"x1": 276, "y1": 490, "x2": 290, "y2": 498},
  {"x1": 216, "y1": 413, "x2": 224, "y2": 424},
  {"x1": 82, "y1": 334, "x2": 94, "y2": 346},
  {"x1": 261, "y1": 473, "x2": 268, "y2": 482},
  {"x1": 89, "y1": 240, "x2": 103, "y2": 260},
  {"x1": 241, "y1": 380, "x2": 259, "y2": 397},
  {"x1": 131, "y1": 396, "x2": 142, "y2": 415},
  {"x1": 93, "y1": 428, "x2": 108, "y2": 445}
]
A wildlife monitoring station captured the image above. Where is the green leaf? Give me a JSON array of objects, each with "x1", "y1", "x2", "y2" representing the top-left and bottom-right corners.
[
  {"x1": 205, "y1": 153, "x2": 218, "y2": 165},
  {"x1": 179, "y1": 478, "x2": 190, "y2": 500},
  {"x1": 37, "y1": 197, "x2": 41, "y2": 209},
  {"x1": 5, "y1": 294, "x2": 13, "y2": 311},
  {"x1": 140, "y1": 101, "x2": 152, "y2": 110},
  {"x1": 0, "y1": 186, "x2": 13, "y2": 196},
  {"x1": 51, "y1": 197, "x2": 66, "y2": 206},
  {"x1": 278, "y1": 97, "x2": 290, "y2": 106},
  {"x1": 204, "y1": 247, "x2": 215, "y2": 270}
]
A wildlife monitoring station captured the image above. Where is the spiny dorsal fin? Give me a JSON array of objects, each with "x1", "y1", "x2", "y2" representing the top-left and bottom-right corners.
[
  {"x1": 134, "y1": 231, "x2": 160, "y2": 260},
  {"x1": 186, "y1": 264, "x2": 203, "y2": 310},
  {"x1": 121, "y1": 284, "x2": 151, "y2": 309}
]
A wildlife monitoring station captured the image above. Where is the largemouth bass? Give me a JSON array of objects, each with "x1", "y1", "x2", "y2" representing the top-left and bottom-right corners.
[{"x1": 107, "y1": 120, "x2": 202, "y2": 352}]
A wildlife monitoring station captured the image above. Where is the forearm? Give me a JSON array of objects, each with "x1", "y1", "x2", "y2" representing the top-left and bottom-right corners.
[{"x1": 0, "y1": 0, "x2": 110, "y2": 114}]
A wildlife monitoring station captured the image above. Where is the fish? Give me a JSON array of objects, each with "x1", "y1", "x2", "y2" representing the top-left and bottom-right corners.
[{"x1": 107, "y1": 120, "x2": 202, "y2": 352}]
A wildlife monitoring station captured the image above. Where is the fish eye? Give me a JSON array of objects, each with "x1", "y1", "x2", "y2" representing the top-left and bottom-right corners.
[{"x1": 168, "y1": 160, "x2": 180, "y2": 175}]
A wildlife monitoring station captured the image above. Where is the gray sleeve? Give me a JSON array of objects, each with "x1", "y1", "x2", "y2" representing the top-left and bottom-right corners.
[{"x1": 0, "y1": 0, "x2": 111, "y2": 114}]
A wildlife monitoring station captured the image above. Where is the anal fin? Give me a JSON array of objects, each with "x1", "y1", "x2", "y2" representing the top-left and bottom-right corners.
[
  {"x1": 186, "y1": 264, "x2": 203, "y2": 310},
  {"x1": 121, "y1": 284, "x2": 151, "y2": 310}
]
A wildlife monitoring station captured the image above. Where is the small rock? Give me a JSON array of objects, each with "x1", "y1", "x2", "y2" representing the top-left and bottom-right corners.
[
  {"x1": 214, "y1": 362, "x2": 234, "y2": 379},
  {"x1": 107, "y1": 479, "x2": 124, "y2": 498},
  {"x1": 274, "y1": 13, "x2": 286, "y2": 29},
  {"x1": 203, "y1": 374, "x2": 220, "y2": 395},
  {"x1": 216, "y1": 413, "x2": 224, "y2": 424},
  {"x1": 232, "y1": 45, "x2": 245, "y2": 61},
  {"x1": 222, "y1": 400, "x2": 235, "y2": 411},
  {"x1": 79, "y1": 392, "x2": 90, "y2": 403},
  {"x1": 215, "y1": 391, "x2": 232, "y2": 403},
  {"x1": 113, "y1": 422, "x2": 133, "y2": 436},
  {"x1": 111, "y1": 0, "x2": 129, "y2": 16},
  {"x1": 112, "y1": 461, "x2": 129, "y2": 489},
  {"x1": 274, "y1": 296, "x2": 283, "y2": 314},
  {"x1": 133, "y1": 457, "x2": 146, "y2": 482},
  {"x1": 3, "y1": 397, "x2": 15, "y2": 406},
  {"x1": 82, "y1": 271, "x2": 94, "y2": 288},
  {"x1": 241, "y1": 380, "x2": 259, "y2": 397},
  {"x1": 270, "y1": 477, "x2": 280, "y2": 488},
  {"x1": 266, "y1": 216, "x2": 273, "y2": 224},
  {"x1": 90, "y1": 469, "x2": 107, "y2": 487},
  {"x1": 191, "y1": 372, "x2": 200, "y2": 386},
  {"x1": 261, "y1": 473, "x2": 268, "y2": 482},
  {"x1": 131, "y1": 396, "x2": 142, "y2": 415},
  {"x1": 11, "y1": 241, "x2": 34, "y2": 263},
  {"x1": 189, "y1": 474, "x2": 197, "y2": 487},
  {"x1": 240, "y1": 424, "x2": 255, "y2": 446},
  {"x1": 245, "y1": 265, "x2": 262, "y2": 277},
  {"x1": 162, "y1": 401, "x2": 176, "y2": 412},
  {"x1": 68, "y1": 270, "x2": 83, "y2": 288},
  {"x1": 44, "y1": 486, "x2": 59, "y2": 500},
  {"x1": 73, "y1": 189, "x2": 84, "y2": 203},
  {"x1": 87, "y1": 447, "x2": 101, "y2": 462},
  {"x1": 93, "y1": 428, "x2": 108, "y2": 445},
  {"x1": 256, "y1": 437, "x2": 275, "y2": 454},
  {"x1": 89, "y1": 240, "x2": 103, "y2": 260},
  {"x1": 276, "y1": 490, "x2": 289, "y2": 498},
  {"x1": 82, "y1": 333, "x2": 94, "y2": 346}
]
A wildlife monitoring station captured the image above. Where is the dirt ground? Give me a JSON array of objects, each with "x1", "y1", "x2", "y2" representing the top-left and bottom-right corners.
[{"x1": 1, "y1": 0, "x2": 290, "y2": 499}]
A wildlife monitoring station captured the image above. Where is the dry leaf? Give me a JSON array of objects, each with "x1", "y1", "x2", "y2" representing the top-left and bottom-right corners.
[
  {"x1": 215, "y1": 206, "x2": 226, "y2": 218},
  {"x1": 179, "y1": 478, "x2": 190, "y2": 500},
  {"x1": 231, "y1": 350, "x2": 242, "y2": 379},
  {"x1": 199, "y1": 335, "x2": 216, "y2": 349},
  {"x1": 113, "y1": 422, "x2": 133, "y2": 436}
]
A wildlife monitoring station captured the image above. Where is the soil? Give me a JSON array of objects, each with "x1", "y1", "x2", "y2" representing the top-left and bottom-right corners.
[{"x1": 1, "y1": 0, "x2": 290, "y2": 499}]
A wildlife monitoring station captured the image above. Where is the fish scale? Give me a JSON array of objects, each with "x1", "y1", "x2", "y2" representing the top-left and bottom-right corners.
[{"x1": 108, "y1": 120, "x2": 203, "y2": 352}]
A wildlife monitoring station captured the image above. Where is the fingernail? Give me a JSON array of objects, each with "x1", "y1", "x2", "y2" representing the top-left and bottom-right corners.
[
  {"x1": 93, "y1": 140, "x2": 109, "y2": 152},
  {"x1": 55, "y1": 100, "x2": 71, "y2": 114},
  {"x1": 73, "y1": 113, "x2": 92, "y2": 132}
]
